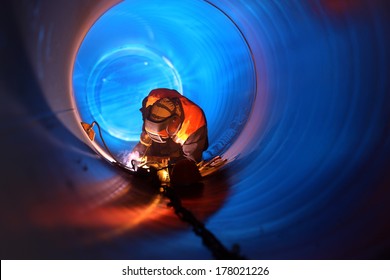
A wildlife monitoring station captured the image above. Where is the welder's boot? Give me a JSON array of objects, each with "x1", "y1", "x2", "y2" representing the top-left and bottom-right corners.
[{"x1": 170, "y1": 159, "x2": 201, "y2": 188}]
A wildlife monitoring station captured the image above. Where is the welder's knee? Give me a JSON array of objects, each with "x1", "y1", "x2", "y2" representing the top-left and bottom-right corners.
[{"x1": 170, "y1": 159, "x2": 201, "y2": 188}]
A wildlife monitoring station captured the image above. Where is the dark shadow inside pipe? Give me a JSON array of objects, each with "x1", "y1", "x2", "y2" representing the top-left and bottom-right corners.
[{"x1": 1, "y1": 0, "x2": 390, "y2": 260}]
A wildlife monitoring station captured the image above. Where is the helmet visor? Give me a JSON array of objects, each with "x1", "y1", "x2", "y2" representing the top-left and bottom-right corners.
[{"x1": 144, "y1": 118, "x2": 170, "y2": 143}]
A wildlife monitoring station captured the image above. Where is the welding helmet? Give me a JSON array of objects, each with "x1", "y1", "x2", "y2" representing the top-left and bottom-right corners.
[{"x1": 144, "y1": 98, "x2": 182, "y2": 143}]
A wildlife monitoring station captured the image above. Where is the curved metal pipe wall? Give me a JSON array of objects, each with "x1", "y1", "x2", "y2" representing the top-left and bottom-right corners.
[
  {"x1": 72, "y1": 0, "x2": 257, "y2": 160},
  {"x1": 1, "y1": 0, "x2": 390, "y2": 259}
]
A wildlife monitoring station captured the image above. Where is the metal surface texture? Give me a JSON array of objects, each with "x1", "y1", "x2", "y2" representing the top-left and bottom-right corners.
[{"x1": 1, "y1": 0, "x2": 390, "y2": 259}]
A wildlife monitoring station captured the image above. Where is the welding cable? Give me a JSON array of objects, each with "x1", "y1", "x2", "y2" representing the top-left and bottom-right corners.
[
  {"x1": 88, "y1": 121, "x2": 172, "y2": 178},
  {"x1": 87, "y1": 121, "x2": 140, "y2": 173},
  {"x1": 85, "y1": 122, "x2": 243, "y2": 258},
  {"x1": 163, "y1": 186, "x2": 245, "y2": 260}
]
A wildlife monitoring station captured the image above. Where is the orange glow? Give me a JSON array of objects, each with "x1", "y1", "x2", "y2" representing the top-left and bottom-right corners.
[{"x1": 321, "y1": 0, "x2": 362, "y2": 13}]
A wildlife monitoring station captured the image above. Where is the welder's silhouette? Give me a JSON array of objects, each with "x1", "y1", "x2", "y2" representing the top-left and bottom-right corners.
[{"x1": 131, "y1": 88, "x2": 208, "y2": 185}]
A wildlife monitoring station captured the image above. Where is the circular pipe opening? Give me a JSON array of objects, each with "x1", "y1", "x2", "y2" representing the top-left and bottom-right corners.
[
  {"x1": 73, "y1": 0, "x2": 257, "y2": 162},
  {"x1": 3, "y1": 0, "x2": 390, "y2": 259}
]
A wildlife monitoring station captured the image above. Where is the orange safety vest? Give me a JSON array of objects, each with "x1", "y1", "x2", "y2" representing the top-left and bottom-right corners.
[{"x1": 143, "y1": 88, "x2": 207, "y2": 145}]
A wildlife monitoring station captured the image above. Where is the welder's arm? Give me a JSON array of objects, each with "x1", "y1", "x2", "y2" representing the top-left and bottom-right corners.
[
  {"x1": 130, "y1": 130, "x2": 152, "y2": 160},
  {"x1": 182, "y1": 126, "x2": 208, "y2": 163},
  {"x1": 136, "y1": 128, "x2": 152, "y2": 148},
  {"x1": 131, "y1": 142, "x2": 147, "y2": 156}
]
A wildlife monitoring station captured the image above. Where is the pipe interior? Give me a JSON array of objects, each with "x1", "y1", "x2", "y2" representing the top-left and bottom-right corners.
[{"x1": 1, "y1": 0, "x2": 390, "y2": 259}]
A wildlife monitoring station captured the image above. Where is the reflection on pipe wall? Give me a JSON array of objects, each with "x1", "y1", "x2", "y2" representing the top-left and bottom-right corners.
[
  {"x1": 73, "y1": 0, "x2": 257, "y2": 159},
  {"x1": 1, "y1": 0, "x2": 390, "y2": 259}
]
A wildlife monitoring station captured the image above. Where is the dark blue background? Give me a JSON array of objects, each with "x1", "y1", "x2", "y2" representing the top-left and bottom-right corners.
[{"x1": 0, "y1": 0, "x2": 389, "y2": 259}]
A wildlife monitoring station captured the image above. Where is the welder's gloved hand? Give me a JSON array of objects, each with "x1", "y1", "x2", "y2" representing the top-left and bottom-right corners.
[
  {"x1": 129, "y1": 150, "x2": 140, "y2": 162},
  {"x1": 128, "y1": 151, "x2": 141, "y2": 170},
  {"x1": 170, "y1": 158, "x2": 202, "y2": 188},
  {"x1": 127, "y1": 142, "x2": 147, "y2": 170}
]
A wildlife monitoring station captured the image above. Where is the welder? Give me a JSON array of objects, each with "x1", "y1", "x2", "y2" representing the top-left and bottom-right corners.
[{"x1": 130, "y1": 88, "x2": 208, "y2": 186}]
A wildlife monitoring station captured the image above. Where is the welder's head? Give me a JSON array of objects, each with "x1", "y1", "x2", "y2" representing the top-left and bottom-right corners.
[{"x1": 145, "y1": 98, "x2": 182, "y2": 143}]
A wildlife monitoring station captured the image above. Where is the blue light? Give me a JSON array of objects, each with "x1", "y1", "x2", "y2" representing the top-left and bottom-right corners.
[
  {"x1": 73, "y1": 0, "x2": 256, "y2": 158},
  {"x1": 85, "y1": 45, "x2": 183, "y2": 141},
  {"x1": 3, "y1": 0, "x2": 390, "y2": 260}
]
